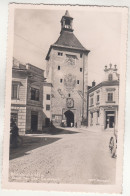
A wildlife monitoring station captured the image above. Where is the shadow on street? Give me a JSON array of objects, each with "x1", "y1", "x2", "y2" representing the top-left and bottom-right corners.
[
  {"x1": 43, "y1": 126, "x2": 79, "y2": 135},
  {"x1": 9, "y1": 136, "x2": 61, "y2": 160}
]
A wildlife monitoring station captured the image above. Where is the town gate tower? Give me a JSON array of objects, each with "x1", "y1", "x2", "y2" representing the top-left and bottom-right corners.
[{"x1": 45, "y1": 10, "x2": 90, "y2": 127}]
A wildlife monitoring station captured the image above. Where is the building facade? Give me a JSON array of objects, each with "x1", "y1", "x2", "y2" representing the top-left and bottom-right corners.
[
  {"x1": 88, "y1": 64, "x2": 119, "y2": 130},
  {"x1": 11, "y1": 58, "x2": 45, "y2": 134},
  {"x1": 43, "y1": 82, "x2": 52, "y2": 127},
  {"x1": 45, "y1": 10, "x2": 90, "y2": 127}
]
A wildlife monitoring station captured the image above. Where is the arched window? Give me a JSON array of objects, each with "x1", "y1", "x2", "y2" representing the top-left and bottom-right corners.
[{"x1": 108, "y1": 74, "x2": 113, "y2": 81}]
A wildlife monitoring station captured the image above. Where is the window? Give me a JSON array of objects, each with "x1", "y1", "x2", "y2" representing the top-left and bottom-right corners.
[
  {"x1": 97, "y1": 95, "x2": 100, "y2": 102},
  {"x1": 60, "y1": 79, "x2": 63, "y2": 83},
  {"x1": 90, "y1": 97, "x2": 93, "y2": 106},
  {"x1": 80, "y1": 68, "x2": 82, "y2": 72},
  {"x1": 108, "y1": 74, "x2": 113, "y2": 81},
  {"x1": 97, "y1": 111, "x2": 99, "y2": 117},
  {"x1": 31, "y1": 87, "x2": 39, "y2": 101},
  {"x1": 108, "y1": 93, "x2": 113, "y2": 102},
  {"x1": 12, "y1": 84, "x2": 19, "y2": 99},
  {"x1": 91, "y1": 113, "x2": 93, "y2": 124},
  {"x1": 58, "y1": 65, "x2": 60, "y2": 70},
  {"x1": 80, "y1": 54, "x2": 83, "y2": 58},
  {"x1": 46, "y1": 104, "x2": 50, "y2": 111},
  {"x1": 46, "y1": 94, "x2": 50, "y2": 100},
  {"x1": 77, "y1": 80, "x2": 79, "y2": 84},
  {"x1": 68, "y1": 93, "x2": 71, "y2": 97},
  {"x1": 58, "y1": 52, "x2": 63, "y2": 56}
]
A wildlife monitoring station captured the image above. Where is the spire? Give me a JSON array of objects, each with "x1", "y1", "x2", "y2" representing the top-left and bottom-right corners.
[{"x1": 65, "y1": 10, "x2": 70, "y2": 17}]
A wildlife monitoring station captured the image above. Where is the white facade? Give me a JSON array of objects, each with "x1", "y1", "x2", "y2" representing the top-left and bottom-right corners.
[{"x1": 88, "y1": 64, "x2": 119, "y2": 130}]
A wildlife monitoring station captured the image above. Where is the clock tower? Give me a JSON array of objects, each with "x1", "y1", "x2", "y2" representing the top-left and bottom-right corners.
[{"x1": 45, "y1": 10, "x2": 90, "y2": 127}]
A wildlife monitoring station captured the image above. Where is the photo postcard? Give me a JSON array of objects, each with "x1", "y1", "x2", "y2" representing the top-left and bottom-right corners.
[{"x1": 2, "y1": 3, "x2": 128, "y2": 194}]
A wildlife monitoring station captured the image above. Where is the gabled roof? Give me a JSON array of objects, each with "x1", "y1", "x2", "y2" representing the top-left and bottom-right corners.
[{"x1": 46, "y1": 31, "x2": 90, "y2": 60}]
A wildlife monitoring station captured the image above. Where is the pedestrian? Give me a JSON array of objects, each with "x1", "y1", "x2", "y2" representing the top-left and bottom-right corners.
[
  {"x1": 71, "y1": 122, "x2": 73, "y2": 127},
  {"x1": 10, "y1": 119, "x2": 19, "y2": 148},
  {"x1": 75, "y1": 122, "x2": 77, "y2": 128}
]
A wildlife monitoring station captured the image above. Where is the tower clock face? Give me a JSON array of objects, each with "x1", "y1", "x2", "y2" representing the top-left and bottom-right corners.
[
  {"x1": 65, "y1": 54, "x2": 77, "y2": 67},
  {"x1": 66, "y1": 57, "x2": 75, "y2": 65}
]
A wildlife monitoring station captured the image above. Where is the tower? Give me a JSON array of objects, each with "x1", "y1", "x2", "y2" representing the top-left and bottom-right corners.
[{"x1": 45, "y1": 11, "x2": 90, "y2": 127}]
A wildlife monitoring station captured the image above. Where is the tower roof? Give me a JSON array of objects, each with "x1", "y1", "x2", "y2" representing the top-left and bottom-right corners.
[
  {"x1": 54, "y1": 31, "x2": 87, "y2": 50},
  {"x1": 45, "y1": 11, "x2": 90, "y2": 60}
]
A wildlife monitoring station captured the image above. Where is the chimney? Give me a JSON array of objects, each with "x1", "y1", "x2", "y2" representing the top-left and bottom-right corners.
[{"x1": 92, "y1": 81, "x2": 96, "y2": 87}]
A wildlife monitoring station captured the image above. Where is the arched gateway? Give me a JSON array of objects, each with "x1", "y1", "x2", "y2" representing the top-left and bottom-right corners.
[{"x1": 64, "y1": 110, "x2": 74, "y2": 127}]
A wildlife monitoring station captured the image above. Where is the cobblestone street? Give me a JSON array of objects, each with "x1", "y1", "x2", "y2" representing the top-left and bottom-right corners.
[{"x1": 9, "y1": 127, "x2": 116, "y2": 184}]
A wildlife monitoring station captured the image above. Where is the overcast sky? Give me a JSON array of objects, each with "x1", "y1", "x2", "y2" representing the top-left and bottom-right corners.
[{"x1": 13, "y1": 8, "x2": 122, "y2": 85}]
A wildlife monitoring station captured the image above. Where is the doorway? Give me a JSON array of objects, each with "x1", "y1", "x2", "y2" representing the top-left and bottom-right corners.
[
  {"x1": 64, "y1": 110, "x2": 74, "y2": 127},
  {"x1": 106, "y1": 111, "x2": 115, "y2": 129},
  {"x1": 45, "y1": 118, "x2": 50, "y2": 127},
  {"x1": 31, "y1": 112, "x2": 38, "y2": 132}
]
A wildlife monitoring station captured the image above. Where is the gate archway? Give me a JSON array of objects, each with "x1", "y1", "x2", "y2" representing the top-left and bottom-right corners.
[{"x1": 64, "y1": 110, "x2": 74, "y2": 127}]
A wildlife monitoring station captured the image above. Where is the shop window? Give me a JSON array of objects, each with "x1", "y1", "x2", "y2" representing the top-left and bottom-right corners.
[
  {"x1": 97, "y1": 111, "x2": 99, "y2": 124},
  {"x1": 31, "y1": 87, "x2": 39, "y2": 101},
  {"x1": 12, "y1": 84, "x2": 19, "y2": 99},
  {"x1": 108, "y1": 93, "x2": 113, "y2": 102},
  {"x1": 91, "y1": 113, "x2": 93, "y2": 125},
  {"x1": 46, "y1": 94, "x2": 50, "y2": 100},
  {"x1": 46, "y1": 104, "x2": 50, "y2": 111}
]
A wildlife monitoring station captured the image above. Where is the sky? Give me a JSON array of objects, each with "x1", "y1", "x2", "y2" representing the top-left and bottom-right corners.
[{"x1": 13, "y1": 8, "x2": 122, "y2": 85}]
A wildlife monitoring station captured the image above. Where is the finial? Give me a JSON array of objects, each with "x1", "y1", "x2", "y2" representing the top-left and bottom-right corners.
[
  {"x1": 114, "y1": 64, "x2": 117, "y2": 69},
  {"x1": 105, "y1": 65, "x2": 107, "y2": 70},
  {"x1": 65, "y1": 10, "x2": 70, "y2": 17}
]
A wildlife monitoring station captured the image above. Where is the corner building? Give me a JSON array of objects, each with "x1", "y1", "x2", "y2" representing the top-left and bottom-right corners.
[
  {"x1": 46, "y1": 11, "x2": 90, "y2": 127},
  {"x1": 87, "y1": 64, "x2": 119, "y2": 130}
]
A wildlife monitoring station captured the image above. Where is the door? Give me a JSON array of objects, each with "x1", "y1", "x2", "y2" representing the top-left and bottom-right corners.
[
  {"x1": 106, "y1": 111, "x2": 115, "y2": 129},
  {"x1": 31, "y1": 112, "x2": 38, "y2": 132},
  {"x1": 45, "y1": 118, "x2": 50, "y2": 127},
  {"x1": 64, "y1": 110, "x2": 74, "y2": 127}
]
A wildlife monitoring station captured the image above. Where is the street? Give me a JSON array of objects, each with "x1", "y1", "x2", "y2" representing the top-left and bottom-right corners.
[{"x1": 9, "y1": 127, "x2": 116, "y2": 184}]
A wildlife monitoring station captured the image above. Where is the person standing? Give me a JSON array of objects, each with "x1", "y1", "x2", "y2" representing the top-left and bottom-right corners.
[{"x1": 10, "y1": 119, "x2": 19, "y2": 148}]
